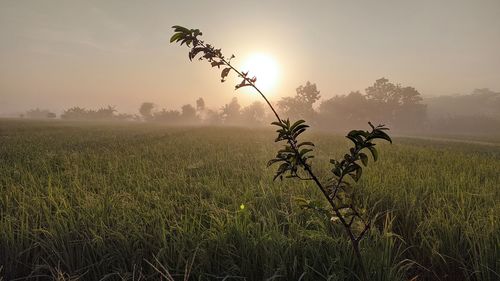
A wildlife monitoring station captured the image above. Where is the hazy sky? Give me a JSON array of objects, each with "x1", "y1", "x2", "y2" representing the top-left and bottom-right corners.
[{"x1": 1, "y1": 0, "x2": 499, "y2": 114}]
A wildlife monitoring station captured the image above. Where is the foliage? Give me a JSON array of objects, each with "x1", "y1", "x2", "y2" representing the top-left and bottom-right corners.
[
  {"x1": 171, "y1": 25, "x2": 393, "y2": 279},
  {"x1": 277, "y1": 81, "x2": 321, "y2": 121},
  {"x1": 60, "y1": 105, "x2": 118, "y2": 120},
  {"x1": 425, "y1": 88, "x2": 500, "y2": 120},
  {"x1": 23, "y1": 108, "x2": 57, "y2": 119},
  {"x1": 139, "y1": 102, "x2": 155, "y2": 121},
  {"x1": 195, "y1": 97, "x2": 205, "y2": 112},
  {"x1": 318, "y1": 78, "x2": 427, "y2": 132}
]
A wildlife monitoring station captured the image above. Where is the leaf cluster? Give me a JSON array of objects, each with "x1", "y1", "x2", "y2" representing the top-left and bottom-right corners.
[
  {"x1": 331, "y1": 122, "x2": 392, "y2": 183},
  {"x1": 267, "y1": 119, "x2": 315, "y2": 180},
  {"x1": 170, "y1": 25, "x2": 253, "y2": 88}
]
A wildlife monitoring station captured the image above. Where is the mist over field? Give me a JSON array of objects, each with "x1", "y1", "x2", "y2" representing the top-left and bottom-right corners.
[{"x1": 9, "y1": 83, "x2": 500, "y2": 137}]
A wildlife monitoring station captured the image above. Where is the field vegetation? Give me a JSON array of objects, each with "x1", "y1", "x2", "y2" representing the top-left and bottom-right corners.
[{"x1": 0, "y1": 119, "x2": 499, "y2": 280}]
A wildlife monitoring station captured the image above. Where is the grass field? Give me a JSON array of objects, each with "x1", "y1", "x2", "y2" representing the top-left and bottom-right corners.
[{"x1": 0, "y1": 119, "x2": 499, "y2": 281}]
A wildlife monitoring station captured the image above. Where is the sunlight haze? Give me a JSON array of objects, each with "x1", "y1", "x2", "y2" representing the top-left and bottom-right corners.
[{"x1": 1, "y1": 0, "x2": 499, "y2": 114}]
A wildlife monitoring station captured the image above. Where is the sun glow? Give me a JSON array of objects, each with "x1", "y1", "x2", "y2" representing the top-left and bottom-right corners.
[{"x1": 240, "y1": 53, "x2": 279, "y2": 93}]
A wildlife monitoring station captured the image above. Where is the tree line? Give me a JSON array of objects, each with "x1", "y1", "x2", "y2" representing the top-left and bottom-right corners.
[{"x1": 19, "y1": 78, "x2": 500, "y2": 135}]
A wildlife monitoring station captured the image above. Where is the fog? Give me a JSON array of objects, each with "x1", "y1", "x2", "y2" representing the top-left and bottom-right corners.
[{"x1": 1, "y1": 0, "x2": 500, "y2": 135}]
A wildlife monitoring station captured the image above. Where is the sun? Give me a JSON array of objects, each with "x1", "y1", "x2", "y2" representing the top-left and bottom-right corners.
[{"x1": 240, "y1": 53, "x2": 279, "y2": 93}]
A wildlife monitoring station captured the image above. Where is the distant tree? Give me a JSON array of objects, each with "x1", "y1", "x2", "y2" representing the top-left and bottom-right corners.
[
  {"x1": 319, "y1": 91, "x2": 369, "y2": 130},
  {"x1": 25, "y1": 108, "x2": 56, "y2": 119},
  {"x1": 181, "y1": 104, "x2": 199, "y2": 124},
  {"x1": 61, "y1": 107, "x2": 87, "y2": 120},
  {"x1": 364, "y1": 78, "x2": 426, "y2": 128},
  {"x1": 220, "y1": 97, "x2": 242, "y2": 125},
  {"x1": 277, "y1": 81, "x2": 320, "y2": 121},
  {"x1": 153, "y1": 109, "x2": 181, "y2": 123},
  {"x1": 60, "y1": 105, "x2": 118, "y2": 120},
  {"x1": 241, "y1": 101, "x2": 266, "y2": 125},
  {"x1": 139, "y1": 102, "x2": 155, "y2": 121},
  {"x1": 316, "y1": 78, "x2": 426, "y2": 132},
  {"x1": 196, "y1": 97, "x2": 205, "y2": 111},
  {"x1": 93, "y1": 106, "x2": 116, "y2": 120},
  {"x1": 115, "y1": 113, "x2": 138, "y2": 121},
  {"x1": 425, "y1": 88, "x2": 500, "y2": 119},
  {"x1": 205, "y1": 109, "x2": 222, "y2": 125}
]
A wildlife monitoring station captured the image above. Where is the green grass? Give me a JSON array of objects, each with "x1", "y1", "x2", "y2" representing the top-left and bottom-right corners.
[{"x1": 0, "y1": 119, "x2": 499, "y2": 280}]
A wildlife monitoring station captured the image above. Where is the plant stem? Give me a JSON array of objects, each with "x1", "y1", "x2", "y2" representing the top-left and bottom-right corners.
[
  {"x1": 223, "y1": 58, "x2": 369, "y2": 280},
  {"x1": 201, "y1": 44, "x2": 369, "y2": 280}
]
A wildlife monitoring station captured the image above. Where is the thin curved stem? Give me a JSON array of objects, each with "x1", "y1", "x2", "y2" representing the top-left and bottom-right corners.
[
  {"x1": 193, "y1": 40, "x2": 368, "y2": 280},
  {"x1": 219, "y1": 57, "x2": 281, "y2": 122}
]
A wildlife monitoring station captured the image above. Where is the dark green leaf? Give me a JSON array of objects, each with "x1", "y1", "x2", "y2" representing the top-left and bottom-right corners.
[
  {"x1": 169, "y1": 32, "x2": 183, "y2": 43},
  {"x1": 368, "y1": 146, "x2": 378, "y2": 161},
  {"x1": 290, "y1": 120, "x2": 306, "y2": 132},
  {"x1": 344, "y1": 163, "x2": 360, "y2": 175},
  {"x1": 359, "y1": 153, "x2": 368, "y2": 166},
  {"x1": 271, "y1": 121, "x2": 287, "y2": 129},
  {"x1": 368, "y1": 129, "x2": 392, "y2": 143},
  {"x1": 349, "y1": 166, "x2": 362, "y2": 182},
  {"x1": 298, "y1": 142, "x2": 315, "y2": 147},
  {"x1": 299, "y1": 148, "x2": 313, "y2": 157}
]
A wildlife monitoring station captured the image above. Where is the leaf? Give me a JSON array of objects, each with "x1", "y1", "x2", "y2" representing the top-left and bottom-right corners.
[
  {"x1": 368, "y1": 146, "x2": 378, "y2": 161},
  {"x1": 359, "y1": 152, "x2": 368, "y2": 166},
  {"x1": 271, "y1": 121, "x2": 287, "y2": 129},
  {"x1": 299, "y1": 148, "x2": 313, "y2": 157},
  {"x1": 344, "y1": 163, "x2": 360, "y2": 175},
  {"x1": 220, "y1": 67, "x2": 231, "y2": 81},
  {"x1": 211, "y1": 61, "x2": 225, "y2": 68},
  {"x1": 332, "y1": 166, "x2": 342, "y2": 177},
  {"x1": 346, "y1": 135, "x2": 360, "y2": 146},
  {"x1": 348, "y1": 130, "x2": 368, "y2": 139},
  {"x1": 290, "y1": 120, "x2": 306, "y2": 132},
  {"x1": 273, "y1": 163, "x2": 290, "y2": 181},
  {"x1": 292, "y1": 128, "x2": 307, "y2": 139},
  {"x1": 169, "y1": 32, "x2": 183, "y2": 43},
  {"x1": 349, "y1": 165, "x2": 362, "y2": 182},
  {"x1": 189, "y1": 47, "x2": 207, "y2": 61},
  {"x1": 291, "y1": 124, "x2": 309, "y2": 139},
  {"x1": 172, "y1": 25, "x2": 190, "y2": 33},
  {"x1": 298, "y1": 141, "x2": 315, "y2": 147},
  {"x1": 369, "y1": 129, "x2": 392, "y2": 143},
  {"x1": 267, "y1": 158, "x2": 285, "y2": 167}
]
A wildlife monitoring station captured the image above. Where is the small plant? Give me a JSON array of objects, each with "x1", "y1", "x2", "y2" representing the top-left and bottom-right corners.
[{"x1": 170, "y1": 25, "x2": 392, "y2": 280}]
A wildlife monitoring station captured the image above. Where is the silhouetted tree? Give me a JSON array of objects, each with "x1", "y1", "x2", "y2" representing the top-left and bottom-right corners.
[
  {"x1": 364, "y1": 78, "x2": 426, "y2": 129},
  {"x1": 25, "y1": 108, "x2": 56, "y2": 119},
  {"x1": 60, "y1": 106, "x2": 118, "y2": 120},
  {"x1": 425, "y1": 88, "x2": 500, "y2": 119},
  {"x1": 277, "y1": 81, "x2": 320, "y2": 121},
  {"x1": 92, "y1": 106, "x2": 116, "y2": 119},
  {"x1": 139, "y1": 102, "x2": 155, "y2": 121},
  {"x1": 153, "y1": 109, "x2": 181, "y2": 123},
  {"x1": 241, "y1": 101, "x2": 266, "y2": 125},
  {"x1": 205, "y1": 109, "x2": 222, "y2": 125},
  {"x1": 196, "y1": 97, "x2": 205, "y2": 112},
  {"x1": 221, "y1": 97, "x2": 242, "y2": 125},
  {"x1": 319, "y1": 91, "x2": 369, "y2": 130},
  {"x1": 181, "y1": 104, "x2": 198, "y2": 124},
  {"x1": 61, "y1": 107, "x2": 87, "y2": 120}
]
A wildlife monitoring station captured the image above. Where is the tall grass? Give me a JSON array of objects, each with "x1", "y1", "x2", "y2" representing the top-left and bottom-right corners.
[{"x1": 0, "y1": 119, "x2": 498, "y2": 280}]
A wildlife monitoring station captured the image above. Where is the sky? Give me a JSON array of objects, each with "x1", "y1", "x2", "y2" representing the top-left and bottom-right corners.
[{"x1": 1, "y1": 0, "x2": 499, "y2": 114}]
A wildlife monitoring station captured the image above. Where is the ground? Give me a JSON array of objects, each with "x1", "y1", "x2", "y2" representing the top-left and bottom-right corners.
[{"x1": 0, "y1": 119, "x2": 499, "y2": 281}]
